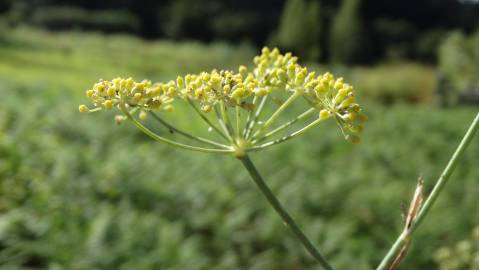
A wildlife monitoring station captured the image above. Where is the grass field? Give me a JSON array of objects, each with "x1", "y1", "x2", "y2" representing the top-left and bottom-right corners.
[{"x1": 1, "y1": 27, "x2": 478, "y2": 269}]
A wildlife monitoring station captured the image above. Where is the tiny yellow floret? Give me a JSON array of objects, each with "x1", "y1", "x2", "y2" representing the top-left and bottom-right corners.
[
  {"x1": 79, "y1": 104, "x2": 89, "y2": 113},
  {"x1": 319, "y1": 109, "x2": 331, "y2": 120},
  {"x1": 139, "y1": 110, "x2": 148, "y2": 120},
  {"x1": 104, "y1": 100, "x2": 113, "y2": 109}
]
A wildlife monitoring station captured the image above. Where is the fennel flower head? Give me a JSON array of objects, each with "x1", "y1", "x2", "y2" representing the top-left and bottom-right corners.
[{"x1": 80, "y1": 47, "x2": 367, "y2": 156}]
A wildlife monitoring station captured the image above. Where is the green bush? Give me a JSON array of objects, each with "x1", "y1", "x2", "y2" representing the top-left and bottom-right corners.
[
  {"x1": 30, "y1": 6, "x2": 140, "y2": 34},
  {"x1": 350, "y1": 63, "x2": 436, "y2": 104},
  {"x1": 329, "y1": 0, "x2": 364, "y2": 64},
  {"x1": 372, "y1": 18, "x2": 417, "y2": 61},
  {"x1": 438, "y1": 30, "x2": 479, "y2": 105},
  {"x1": 274, "y1": 0, "x2": 321, "y2": 61},
  {"x1": 434, "y1": 226, "x2": 479, "y2": 270},
  {"x1": 0, "y1": 16, "x2": 8, "y2": 44},
  {"x1": 415, "y1": 29, "x2": 447, "y2": 63}
]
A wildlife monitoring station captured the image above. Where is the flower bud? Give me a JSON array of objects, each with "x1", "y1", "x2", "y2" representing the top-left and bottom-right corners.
[
  {"x1": 239, "y1": 65, "x2": 247, "y2": 76},
  {"x1": 319, "y1": 109, "x2": 331, "y2": 120},
  {"x1": 201, "y1": 104, "x2": 212, "y2": 113},
  {"x1": 86, "y1": 90, "x2": 94, "y2": 98},
  {"x1": 104, "y1": 100, "x2": 113, "y2": 109},
  {"x1": 176, "y1": 76, "x2": 184, "y2": 88},
  {"x1": 79, "y1": 104, "x2": 89, "y2": 113},
  {"x1": 114, "y1": 115, "x2": 126, "y2": 125},
  {"x1": 201, "y1": 72, "x2": 211, "y2": 82},
  {"x1": 261, "y1": 47, "x2": 270, "y2": 56},
  {"x1": 134, "y1": 93, "x2": 142, "y2": 102},
  {"x1": 223, "y1": 85, "x2": 231, "y2": 94},
  {"x1": 334, "y1": 78, "x2": 344, "y2": 89},
  {"x1": 107, "y1": 87, "x2": 116, "y2": 97},
  {"x1": 139, "y1": 110, "x2": 147, "y2": 120}
]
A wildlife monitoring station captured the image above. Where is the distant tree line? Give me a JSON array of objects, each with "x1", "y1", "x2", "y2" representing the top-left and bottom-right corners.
[{"x1": 1, "y1": 0, "x2": 478, "y2": 64}]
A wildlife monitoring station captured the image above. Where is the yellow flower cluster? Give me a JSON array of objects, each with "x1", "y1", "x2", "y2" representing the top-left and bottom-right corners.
[
  {"x1": 79, "y1": 78, "x2": 174, "y2": 112},
  {"x1": 308, "y1": 72, "x2": 367, "y2": 143},
  {"x1": 252, "y1": 48, "x2": 366, "y2": 142},
  {"x1": 175, "y1": 69, "x2": 261, "y2": 112},
  {"x1": 79, "y1": 47, "x2": 366, "y2": 143}
]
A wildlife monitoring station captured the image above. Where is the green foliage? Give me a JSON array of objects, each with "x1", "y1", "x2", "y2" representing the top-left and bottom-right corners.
[
  {"x1": 415, "y1": 30, "x2": 447, "y2": 62},
  {"x1": 0, "y1": 27, "x2": 255, "y2": 90},
  {"x1": 350, "y1": 63, "x2": 436, "y2": 104},
  {"x1": 30, "y1": 6, "x2": 140, "y2": 33},
  {"x1": 0, "y1": 17, "x2": 8, "y2": 44},
  {"x1": 330, "y1": 0, "x2": 364, "y2": 64},
  {"x1": 163, "y1": 0, "x2": 210, "y2": 39},
  {"x1": 162, "y1": 0, "x2": 264, "y2": 42},
  {"x1": 438, "y1": 30, "x2": 479, "y2": 105},
  {"x1": 438, "y1": 32, "x2": 472, "y2": 92},
  {"x1": 275, "y1": 0, "x2": 321, "y2": 61},
  {"x1": 2, "y1": 0, "x2": 479, "y2": 65},
  {"x1": 434, "y1": 226, "x2": 479, "y2": 270},
  {"x1": 1, "y1": 28, "x2": 478, "y2": 269},
  {"x1": 372, "y1": 18, "x2": 417, "y2": 61}
]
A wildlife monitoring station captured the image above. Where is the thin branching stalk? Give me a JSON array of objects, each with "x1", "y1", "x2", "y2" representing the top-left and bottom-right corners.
[
  {"x1": 257, "y1": 108, "x2": 316, "y2": 143},
  {"x1": 186, "y1": 98, "x2": 229, "y2": 141},
  {"x1": 235, "y1": 100, "x2": 242, "y2": 138},
  {"x1": 214, "y1": 104, "x2": 234, "y2": 143},
  {"x1": 252, "y1": 92, "x2": 300, "y2": 139},
  {"x1": 242, "y1": 96, "x2": 258, "y2": 137},
  {"x1": 239, "y1": 155, "x2": 334, "y2": 270},
  {"x1": 220, "y1": 101, "x2": 235, "y2": 136},
  {"x1": 121, "y1": 106, "x2": 233, "y2": 154},
  {"x1": 250, "y1": 117, "x2": 323, "y2": 150},
  {"x1": 245, "y1": 95, "x2": 268, "y2": 139},
  {"x1": 376, "y1": 112, "x2": 479, "y2": 270},
  {"x1": 149, "y1": 111, "x2": 230, "y2": 149}
]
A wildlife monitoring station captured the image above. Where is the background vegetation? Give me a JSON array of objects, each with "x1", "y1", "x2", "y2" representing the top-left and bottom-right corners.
[{"x1": 1, "y1": 0, "x2": 479, "y2": 269}]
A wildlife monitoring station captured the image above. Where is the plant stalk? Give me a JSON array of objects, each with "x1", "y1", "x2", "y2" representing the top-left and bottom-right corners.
[
  {"x1": 243, "y1": 96, "x2": 258, "y2": 137},
  {"x1": 376, "y1": 112, "x2": 479, "y2": 270},
  {"x1": 245, "y1": 96, "x2": 268, "y2": 139},
  {"x1": 249, "y1": 117, "x2": 323, "y2": 151},
  {"x1": 149, "y1": 112, "x2": 230, "y2": 149},
  {"x1": 252, "y1": 92, "x2": 300, "y2": 139},
  {"x1": 186, "y1": 98, "x2": 229, "y2": 141},
  {"x1": 121, "y1": 106, "x2": 233, "y2": 154},
  {"x1": 257, "y1": 108, "x2": 316, "y2": 143},
  {"x1": 239, "y1": 155, "x2": 333, "y2": 270}
]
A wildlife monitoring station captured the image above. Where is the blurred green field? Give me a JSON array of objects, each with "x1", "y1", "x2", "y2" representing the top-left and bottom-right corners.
[{"x1": 1, "y1": 28, "x2": 479, "y2": 269}]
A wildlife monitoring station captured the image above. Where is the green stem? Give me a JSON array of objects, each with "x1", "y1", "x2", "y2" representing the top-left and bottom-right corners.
[
  {"x1": 220, "y1": 101, "x2": 235, "y2": 138},
  {"x1": 239, "y1": 155, "x2": 333, "y2": 270},
  {"x1": 242, "y1": 96, "x2": 258, "y2": 137},
  {"x1": 121, "y1": 106, "x2": 233, "y2": 154},
  {"x1": 214, "y1": 104, "x2": 234, "y2": 143},
  {"x1": 249, "y1": 117, "x2": 323, "y2": 151},
  {"x1": 149, "y1": 111, "x2": 230, "y2": 149},
  {"x1": 245, "y1": 96, "x2": 268, "y2": 139},
  {"x1": 252, "y1": 92, "x2": 300, "y2": 139},
  {"x1": 257, "y1": 108, "x2": 316, "y2": 143},
  {"x1": 235, "y1": 101, "x2": 241, "y2": 138},
  {"x1": 376, "y1": 112, "x2": 479, "y2": 270},
  {"x1": 186, "y1": 98, "x2": 229, "y2": 141}
]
